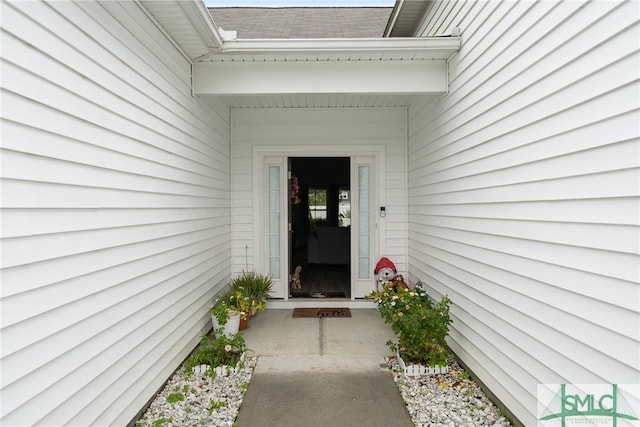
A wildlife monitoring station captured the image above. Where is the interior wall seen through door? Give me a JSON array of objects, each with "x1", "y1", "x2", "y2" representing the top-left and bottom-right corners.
[{"x1": 290, "y1": 157, "x2": 351, "y2": 297}]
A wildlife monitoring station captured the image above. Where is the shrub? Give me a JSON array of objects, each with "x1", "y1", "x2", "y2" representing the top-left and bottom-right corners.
[{"x1": 368, "y1": 284, "x2": 452, "y2": 367}]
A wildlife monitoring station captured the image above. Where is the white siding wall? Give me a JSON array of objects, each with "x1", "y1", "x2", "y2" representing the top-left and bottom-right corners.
[
  {"x1": 407, "y1": 1, "x2": 639, "y2": 425},
  {"x1": 231, "y1": 108, "x2": 408, "y2": 286},
  {"x1": 0, "y1": 1, "x2": 230, "y2": 425}
]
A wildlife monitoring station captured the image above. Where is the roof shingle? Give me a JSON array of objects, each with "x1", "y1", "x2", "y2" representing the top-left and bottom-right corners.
[{"x1": 209, "y1": 7, "x2": 393, "y2": 39}]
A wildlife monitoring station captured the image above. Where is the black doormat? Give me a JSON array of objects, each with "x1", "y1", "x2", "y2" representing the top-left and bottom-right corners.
[
  {"x1": 290, "y1": 292, "x2": 346, "y2": 298},
  {"x1": 292, "y1": 308, "x2": 352, "y2": 318}
]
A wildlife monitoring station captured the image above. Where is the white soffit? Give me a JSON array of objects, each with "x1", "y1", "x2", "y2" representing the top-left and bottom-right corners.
[{"x1": 203, "y1": 93, "x2": 422, "y2": 109}]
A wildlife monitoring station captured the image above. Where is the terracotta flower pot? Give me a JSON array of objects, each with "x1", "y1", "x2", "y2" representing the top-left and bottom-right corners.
[{"x1": 239, "y1": 315, "x2": 249, "y2": 330}]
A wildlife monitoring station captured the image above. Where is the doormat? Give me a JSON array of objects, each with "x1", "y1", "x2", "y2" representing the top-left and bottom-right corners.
[
  {"x1": 290, "y1": 292, "x2": 346, "y2": 298},
  {"x1": 292, "y1": 308, "x2": 351, "y2": 318}
]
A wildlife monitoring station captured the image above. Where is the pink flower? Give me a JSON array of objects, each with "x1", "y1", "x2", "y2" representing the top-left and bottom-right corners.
[{"x1": 224, "y1": 345, "x2": 232, "y2": 352}]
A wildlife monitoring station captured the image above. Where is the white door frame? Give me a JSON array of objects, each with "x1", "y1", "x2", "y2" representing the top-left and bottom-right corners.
[{"x1": 252, "y1": 145, "x2": 386, "y2": 300}]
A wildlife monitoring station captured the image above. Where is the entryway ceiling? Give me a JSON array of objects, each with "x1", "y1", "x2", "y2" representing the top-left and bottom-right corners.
[{"x1": 201, "y1": 93, "x2": 426, "y2": 109}]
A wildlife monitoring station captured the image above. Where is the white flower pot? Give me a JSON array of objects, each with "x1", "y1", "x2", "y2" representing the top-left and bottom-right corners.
[{"x1": 211, "y1": 311, "x2": 241, "y2": 338}]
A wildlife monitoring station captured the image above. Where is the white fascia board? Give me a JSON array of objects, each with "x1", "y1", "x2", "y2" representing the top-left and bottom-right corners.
[
  {"x1": 182, "y1": 0, "x2": 223, "y2": 52},
  {"x1": 218, "y1": 37, "x2": 460, "y2": 57},
  {"x1": 193, "y1": 59, "x2": 448, "y2": 95},
  {"x1": 139, "y1": 0, "x2": 223, "y2": 58}
]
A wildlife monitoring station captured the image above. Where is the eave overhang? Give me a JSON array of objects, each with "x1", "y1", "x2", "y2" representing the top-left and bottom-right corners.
[
  {"x1": 139, "y1": 0, "x2": 223, "y2": 59},
  {"x1": 139, "y1": 0, "x2": 461, "y2": 98},
  {"x1": 384, "y1": 0, "x2": 434, "y2": 38},
  {"x1": 194, "y1": 37, "x2": 459, "y2": 96}
]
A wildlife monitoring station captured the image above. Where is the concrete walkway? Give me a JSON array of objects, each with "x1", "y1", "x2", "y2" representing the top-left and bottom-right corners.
[{"x1": 235, "y1": 309, "x2": 414, "y2": 427}]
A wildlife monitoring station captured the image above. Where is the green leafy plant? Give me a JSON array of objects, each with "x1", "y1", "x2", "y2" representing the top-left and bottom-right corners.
[
  {"x1": 210, "y1": 294, "x2": 237, "y2": 326},
  {"x1": 229, "y1": 289, "x2": 252, "y2": 320},
  {"x1": 167, "y1": 392, "x2": 184, "y2": 404},
  {"x1": 229, "y1": 271, "x2": 273, "y2": 315},
  {"x1": 367, "y1": 284, "x2": 452, "y2": 367},
  {"x1": 152, "y1": 418, "x2": 172, "y2": 427},
  {"x1": 210, "y1": 272, "x2": 273, "y2": 326},
  {"x1": 209, "y1": 400, "x2": 227, "y2": 414},
  {"x1": 185, "y1": 333, "x2": 247, "y2": 375}
]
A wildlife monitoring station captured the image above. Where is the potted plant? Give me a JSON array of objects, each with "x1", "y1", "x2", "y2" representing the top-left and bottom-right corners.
[
  {"x1": 230, "y1": 271, "x2": 273, "y2": 316},
  {"x1": 210, "y1": 293, "x2": 241, "y2": 338},
  {"x1": 229, "y1": 289, "x2": 252, "y2": 330},
  {"x1": 367, "y1": 283, "x2": 452, "y2": 372}
]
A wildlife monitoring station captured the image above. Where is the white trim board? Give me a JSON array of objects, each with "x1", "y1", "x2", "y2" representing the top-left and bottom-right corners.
[{"x1": 194, "y1": 60, "x2": 448, "y2": 95}]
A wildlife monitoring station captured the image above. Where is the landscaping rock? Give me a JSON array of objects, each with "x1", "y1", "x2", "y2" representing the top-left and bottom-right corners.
[
  {"x1": 136, "y1": 355, "x2": 512, "y2": 427},
  {"x1": 134, "y1": 356, "x2": 257, "y2": 427},
  {"x1": 388, "y1": 356, "x2": 512, "y2": 427}
]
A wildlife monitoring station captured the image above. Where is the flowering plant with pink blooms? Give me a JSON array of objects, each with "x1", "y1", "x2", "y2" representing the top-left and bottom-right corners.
[
  {"x1": 185, "y1": 332, "x2": 247, "y2": 376},
  {"x1": 367, "y1": 284, "x2": 451, "y2": 367}
]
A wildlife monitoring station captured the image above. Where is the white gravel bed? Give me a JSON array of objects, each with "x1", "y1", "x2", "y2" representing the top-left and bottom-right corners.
[
  {"x1": 134, "y1": 356, "x2": 257, "y2": 427},
  {"x1": 135, "y1": 354, "x2": 512, "y2": 427},
  {"x1": 387, "y1": 356, "x2": 513, "y2": 427}
]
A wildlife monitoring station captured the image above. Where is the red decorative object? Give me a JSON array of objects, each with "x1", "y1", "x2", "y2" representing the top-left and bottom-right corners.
[
  {"x1": 291, "y1": 175, "x2": 300, "y2": 204},
  {"x1": 375, "y1": 257, "x2": 408, "y2": 291},
  {"x1": 375, "y1": 257, "x2": 397, "y2": 275}
]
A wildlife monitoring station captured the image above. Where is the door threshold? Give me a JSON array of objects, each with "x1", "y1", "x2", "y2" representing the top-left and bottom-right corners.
[{"x1": 267, "y1": 299, "x2": 376, "y2": 309}]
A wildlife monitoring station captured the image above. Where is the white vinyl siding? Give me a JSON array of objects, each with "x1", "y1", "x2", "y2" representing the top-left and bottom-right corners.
[
  {"x1": 231, "y1": 108, "x2": 408, "y2": 283},
  {"x1": 407, "y1": 1, "x2": 639, "y2": 425},
  {"x1": 0, "y1": 1, "x2": 230, "y2": 426}
]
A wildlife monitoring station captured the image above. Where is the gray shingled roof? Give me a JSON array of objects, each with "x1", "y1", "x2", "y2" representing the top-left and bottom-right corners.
[{"x1": 209, "y1": 7, "x2": 393, "y2": 39}]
